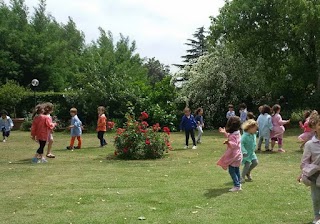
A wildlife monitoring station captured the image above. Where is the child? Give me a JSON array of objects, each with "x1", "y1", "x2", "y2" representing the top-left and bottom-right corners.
[
  {"x1": 270, "y1": 104, "x2": 290, "y2": 152},
  {"x1": 241, "y1": 119, "x2": 259, "y2": 183},
  {"x1": 239, "y1": 103, "x2": 248, "y2": 124},
  {"x1": 46, "y1": 114, "x2": 55, "y2": 158},
  {"x1": 226, "y1": 104, "x2": 235, "y2": 120},
  {"x1": 247, "y1": 112, "x2": 256, "y2": 120},
  {"x1": 217, "y1": 116, "x2": 242, "y2": 192},
  {"x1": 31, "y1": 103, "x2": 56, "y2": 163},
  {"x1": 97, "y1": 106, "x2": 107, "y2": 147},
  {"x1": 0, "y1": 110, "x2": 14, "y2": 142},
  {"x1": 257, "y1": 105, "x2": 273, "y2": 151},
  {"x1": 195, "y1": 108, "x2": 204, "y2": 144},
  {"x1": 67, "y1": 108, "x2": 82, "y2": 150},
  {"x1": 299, "y1": 110, "x2": 316, "y2": 150},
  {"x1": 299, "y1": 112, "x2": 320, "y2": 224},
  {"x1": 180, "y1": 107, "x2": 197, "y2": 149}
]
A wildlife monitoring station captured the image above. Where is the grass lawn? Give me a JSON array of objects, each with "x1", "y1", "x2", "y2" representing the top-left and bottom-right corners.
[{"x1": 0, "y1": 129, "x2": 314, "y2": 224}]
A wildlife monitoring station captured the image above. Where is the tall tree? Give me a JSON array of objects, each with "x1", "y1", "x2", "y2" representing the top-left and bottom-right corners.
[{"x1": 144, "y1": 57, "x2": 170, "y2": 85}]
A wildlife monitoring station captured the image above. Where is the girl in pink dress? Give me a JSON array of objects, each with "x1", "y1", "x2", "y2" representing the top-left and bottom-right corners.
[
  {"x1": 271, "y1": 104, "x2": 290, "y2": 153},
  {"x1": 299, "y1": 110, "x2": 316, "y2": 150},
  {"x1": 217, "y1": 116, "x2": 243, "y2": 192}
]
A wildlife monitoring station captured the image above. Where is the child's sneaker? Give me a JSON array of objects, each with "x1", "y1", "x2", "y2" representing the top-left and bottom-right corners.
[
  {"x1": 278, "y1": 148, "x2": 286, "y2": 153},
  {"x1": 246, "y1": 175, "x2": 253, "y2": 182},
  {"x1": 41, "y1": 158, "x2": 48, "y2": 163},
  {"x1": 74, "y1": 146, "x2": 81, "y2": 149},
  {"x1": 192, "y1": 146, "x2": 197, "y2": 150},
  {"x1": 184, "y1": 145, "x2": 189, "y2": 149},
  {"x1": 66, "y1": 146, "x2": 74, "y2": 150},
  {"x1": 31, "y1": 157, "x2": 38, "y2": 164},
  {"x1": 229, "y1": 186, "x2": 242, "y2": 192},
  {"x1": 240, "y1": 178, "x2": 246, "y2": 184},
  {"x1": 3, "y1": 139, "x2": 6, "y2": 143}
]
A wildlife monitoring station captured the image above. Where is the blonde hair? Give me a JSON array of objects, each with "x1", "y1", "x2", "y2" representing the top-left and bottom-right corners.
[
  {"x1": 184, "y1": 107, "x2": 191, "y2": 113},
  {"x1": 308, "y1": 110, "x2": 319, "y2": 129},
  {"x1": 70, "y1": 108, "x2": 78, "y2": 114},
  {"x1": 98, "y1": 106, "x2": 105, "y2": 112},
  {"x1": 242, "y1": 119, "x2": 258, "y2": 132}
]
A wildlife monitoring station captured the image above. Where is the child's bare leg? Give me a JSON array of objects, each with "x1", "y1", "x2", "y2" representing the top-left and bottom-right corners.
[{"x1": 271, "y1": 139, "x2": 276, "y2": 150}]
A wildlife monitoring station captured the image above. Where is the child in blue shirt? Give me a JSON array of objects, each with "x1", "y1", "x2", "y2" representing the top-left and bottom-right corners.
[
  {"x1": 257, "y1": 105, "x2": 273, "y2": 151},
  {"x1": 239, "y1": 103, "x2": 248, "y2": 124},
  {"x1": 0, "y1": 110, "x2": 14, "y2": 142},
  {"x1": 180, "y1": 107, "x2": 197, "y2": 149},
  {"x1": 226, "y1": 104, "x2": 235, "y2": 120}
]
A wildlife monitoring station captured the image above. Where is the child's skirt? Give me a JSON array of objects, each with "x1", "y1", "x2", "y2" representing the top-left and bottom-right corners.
[{"x1": 298, "y1": 131, "x2": 314, "y2": 142}]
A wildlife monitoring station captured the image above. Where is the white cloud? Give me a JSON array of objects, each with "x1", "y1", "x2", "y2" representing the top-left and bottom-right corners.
[{"x1": 4, "y1": 0, "x2": 225, "y2": 72}]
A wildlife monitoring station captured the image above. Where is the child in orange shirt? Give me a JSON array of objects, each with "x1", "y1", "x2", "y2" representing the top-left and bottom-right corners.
[{"x1": 97, "y1": 106, "x2": 107, "y2": 147}]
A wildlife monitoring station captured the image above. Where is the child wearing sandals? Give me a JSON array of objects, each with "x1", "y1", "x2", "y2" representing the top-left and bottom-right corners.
[
  {"x1": 67, "y1": 108, "x2": 82, "y2": 150},
  {"x1": 217, "y1": 116, "x2": 242, "y2": 192},
  {"x1": 31, "y1": 103, "x2": 56, "y2": 163},
  {"x1": 241, "y1": 119, "x2": 259, "y2": 183},
  {"x1": 299, "y1": 110, "x2": 317, "y2": 150},
  {"x1": 257, "y1": 105, "x2": 273, "y2": 151},
  {"x1": 299, "y1": 112, "x2": 320, "y2": 224},
  {"x1": 270, "y1": 104, "x2": 290, "y2": 152}
]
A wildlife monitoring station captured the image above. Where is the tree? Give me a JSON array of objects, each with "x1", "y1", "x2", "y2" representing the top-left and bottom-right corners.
[{"x1": 144, "y1": 57, "x2": 170, "y2": 85}]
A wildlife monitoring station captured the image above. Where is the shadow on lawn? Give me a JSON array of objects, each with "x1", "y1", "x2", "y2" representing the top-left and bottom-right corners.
[
  {"x1": 204, "y1": 188, "x2": 230, "y2": 199},
  {"x1": 12, "y1": 158, "x2": 32, "y2": 164}
]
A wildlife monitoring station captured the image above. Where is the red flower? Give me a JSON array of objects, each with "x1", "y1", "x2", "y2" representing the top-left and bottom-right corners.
[
  {"x1": 139, "y1": 111, "x2": 149, "y2": 120},
  {"x1": 117, "y1": 128, "x2": 125, "y2": 135},
  {"x1": 140, "y1": 128, "x2": 147, "y2": 133},
  {"x1": 107, "y1": 121, "x2": 115, "y2": 130},
  {"x1": 141, "y1": 121, "x2": 149, "y2": 127},
  {"x1": 153, "y1": 123, "x2": 160, "y2": 131},
  {"x1": 145, "y1": 139, "x2": 150, "y2": 145},
  {"x1": 123, "y1": 148, "x2": 128, "y2": 153},
  {"x1": 163, "y1": 127, "x2": 170, "y2": 135}
]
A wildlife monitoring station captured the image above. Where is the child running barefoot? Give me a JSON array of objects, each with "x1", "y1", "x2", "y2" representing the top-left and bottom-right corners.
[
  {"x1": 299, "y1": 112, "x2": 320, "y2": 224},
  {"x1": 271, "y1": 104, "x2": 290, "y2": 153},
  {"x1": 195, "y1": 108, "x2": 204, "y2": 144},
  {"x1": 217, "y1": 116, "x2": 242, "y2": 192},
  {"x1": 97, "y1": 106, "x2": 107, "y2": 147},
  {"x1": 299, "y1": 110, "x2": 317, "y2": 150},
  {"x1": 180, "y1": 107, "x2": 197, "y2": 149},
  {"x1": 0, "y1": 110, "x2": 14, "y2": 142},
  {"x1": 67, "y1": 108, "x2": 82, "y2": 150},
  {"x1": 31, "y1": 103, "x2": 56, "y2": 163},
  {"x1": 257, "y1": 105, "x2": 273, "y2": 152},
  {"x1": 241, "y1": 119, "x2": 259, "y2": 183}
]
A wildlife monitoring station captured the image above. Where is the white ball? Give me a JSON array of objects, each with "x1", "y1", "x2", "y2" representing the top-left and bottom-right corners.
[{"x1": 31, "y1": 79, "x2": 39, "y2": 87}]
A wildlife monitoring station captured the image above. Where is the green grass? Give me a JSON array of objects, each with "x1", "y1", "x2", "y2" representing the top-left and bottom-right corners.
[{"x1": 0, "y1": 129, "x2": 314, "y2": 224}]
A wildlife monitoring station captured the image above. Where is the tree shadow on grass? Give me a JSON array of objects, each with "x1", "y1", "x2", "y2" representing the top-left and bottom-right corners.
[{"x1": 204, "y1": 187, "x2": 230, "y2": 199}]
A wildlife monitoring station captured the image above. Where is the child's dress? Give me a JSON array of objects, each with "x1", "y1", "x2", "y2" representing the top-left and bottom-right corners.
[
  {"x1": 217, "y1": 131, "x2": 242, "y2": 170},
  {"x1": 270, "y1": 113, "x2": 287, "y2": 139},
  {"x1": 299, "y1": 118, "x2": 314, "y2": 142},
  {"x1": 241, "y1": 132, "x2": 257, "y2": 164}
]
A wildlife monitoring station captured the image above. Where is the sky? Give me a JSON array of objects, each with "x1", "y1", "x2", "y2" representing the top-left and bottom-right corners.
[{"x1": 5, "y1": 0, "x2": 225, "y2": 72}]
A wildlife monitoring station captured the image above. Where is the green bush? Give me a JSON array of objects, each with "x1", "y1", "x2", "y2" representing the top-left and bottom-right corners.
[{"x1": 20, "y1": 120, "x2": 32, "y2": 131}]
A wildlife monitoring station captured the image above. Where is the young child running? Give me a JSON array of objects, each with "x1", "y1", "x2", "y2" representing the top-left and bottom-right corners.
[
  {"x1": 299, "y1": 112, "x2": 320, "y2": 224},
  {"x1": 97, "y1": 106, "x2": 107, "y2": 147},
  {"x1": 0, "y1": 110, "x2": 14, "y2": 142},
  {"x1": 67, "y1": 108, "x2": 82, "y2": 150},
  {"x1": 299, "y1": 110, "x2": 317, "y2": 150},
  {"x1": 257, "y1": 105, "x2": 273, "y2": 152},
  {"x1": 270, "y1": 104, "x2": 290, "y2": 152},
  {"x1": 241, "y1": 119, "x2": 259, "y2": 183},
  {"x1": 195, "y1": 108, "x2": 204, "y2": 144},
  {"x1": 180, "y1": 107, "x2": 197, "y2": 149},
  {"x1": 226, "y1": 104, "x2": 235, "y2": 120},
  {"x1": 31, "y1": 103, "x2": 56, "y2": 163},
  {"x1": 217, "y1": 116, "x2": 242, "y2": 192}
]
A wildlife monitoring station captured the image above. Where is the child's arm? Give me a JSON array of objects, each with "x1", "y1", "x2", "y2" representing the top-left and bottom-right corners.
[
  {"x1": 45, "y1": 116, "x2": 56, "y2": 130},
  {"x1": 300, "y1": 144, "x2": 312, "y2": 170},
  {"x1": 227, "y1": 134, "x2": 239, "y2": 149},
  {"x1": 180, "y1": 116, "x2": 185, "y2": 130},
  {"x1": 241, "y1": 135, "x2": 248, "y2": 156},
  {"x1": 219, "y1": 127, "x2": 229, "y2": 138},
  {"x1": 268, "y1": 116, "x2": 273, "y2": 131},
  {"x1": 8, "y1": 118, "x2": 14, "y2": 129},
  {"x1": 277, "y1": 114, "x2": 290, "y2": 125}
]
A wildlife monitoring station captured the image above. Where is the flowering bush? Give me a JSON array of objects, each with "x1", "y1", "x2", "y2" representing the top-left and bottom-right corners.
[
  {"x1": 114, "y1": 112, "x2": 172, "y2": 159},
  {"x1": 107, "y1": 121, "x2": 116, "y2": 131}
]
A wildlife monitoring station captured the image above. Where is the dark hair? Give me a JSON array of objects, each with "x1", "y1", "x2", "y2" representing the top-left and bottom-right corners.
[
  {"x1": 1, "y1": 110, "x2": 8, "y2": 116},
  {"x1": 262, "y1": 105, "x2": 271, "y2": 115},
  {"x1": 32, "y1": 104, "x2": 43, "y2": 119},
  {"x1": 239, "y1": 103, "x2": 247, "y2": 110},
  {"x1": 228, "y1": 104, "x2": 234, "y2": 109},
  {"x1": 195, "y1": 108, "x2": 203, "y2": 115},
  {"x1": 247, "y1": 112, "x2": 255, "y2": 120},
  {"x1": 225, "y1": 116, "x2": 241, "y2": 133},
  {"x1": 43, "y1": 102, "x2": 54, "y2": 115},
  {"x1": 303, "y1": 110, "x2": 312, "y2": 120},
  {"x1": 272, "y1": 104, "x2": 281, "y2": 115}
]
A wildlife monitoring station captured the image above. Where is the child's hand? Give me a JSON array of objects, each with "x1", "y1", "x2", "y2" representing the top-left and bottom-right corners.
[
  {"x1": 287, "y1": 119, "x2": 291, "y2": 124},
  {"x1": 219, "y1": 127, "x2": 226, "y2": 134},
  {"x1": 223, "y1": 140, "x2": 229, "y2": 145},
  {"x1": 243, "y1": 154, "x2": 248, "y2": 157},
  {"x1": 297, "y1": 174, "x2": 302, "y2": 182},
  {"x1": 299, "y1": 121, "x2": 303, "y2": 126}
]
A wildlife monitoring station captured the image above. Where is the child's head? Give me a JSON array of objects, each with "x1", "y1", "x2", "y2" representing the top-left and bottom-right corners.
[
  {"x1": 247, "y1": 112, "x2": 255, "y2": 120},
  {"x1": 1, "y1": 110, "x2": 8, "y2": 119},
  {"x1": 272, "y1": 104, "x2": 281, "y2": 114},
  {"x1": 308, "y1": 110, "x2": 319, "y2": 129},
  {"x1": 228, "y1": 104, "x2": 234, "y2": 111},
  {"x1": 242, "y1": 119, "x2": 258, "y2": 134},
  {"x1": 70, "y1": 108, "x2": 78, "y2": 116},
  {"x1": 98, "y1": 106, "x2": 105, "y2": 115},
  {"x1": 303, "y1": 110, "x2": 312, "y2": 120},
  {"x1": 262, "y1": 105, "x2": 271, "y2": 115},
  {"x1": 258, "y1": 105, "x2": 263, "y2": 114},
  {"x1": 43, "y1": 103, "x2": 54, "y2": 115},
  {"x1": 239, "y1": 103, "x2": 247, "y2": 111},
  {"x1": 225, "y1": 116, "x2": 241, "y2": 133},
  {"x1": 184, "y1": 107, "x2": 191, "y2": 116},
  {"x1": 195, "y1": 108, "x2": 203, "y2": 116}
]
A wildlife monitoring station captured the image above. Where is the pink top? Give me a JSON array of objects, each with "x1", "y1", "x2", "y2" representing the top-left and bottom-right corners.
[
  {"x1": 217, "y1": 131, "x2": 242, "y2": 170},
  {"x1": 31, "y1": 114, "x2": 55, "y2": 141},
  {"x1": 300, "y1": 118, "x2": 312, "y2": 133},
  {"x1": 271, "y1": 113, "x2": 288, "y2": 139}
]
